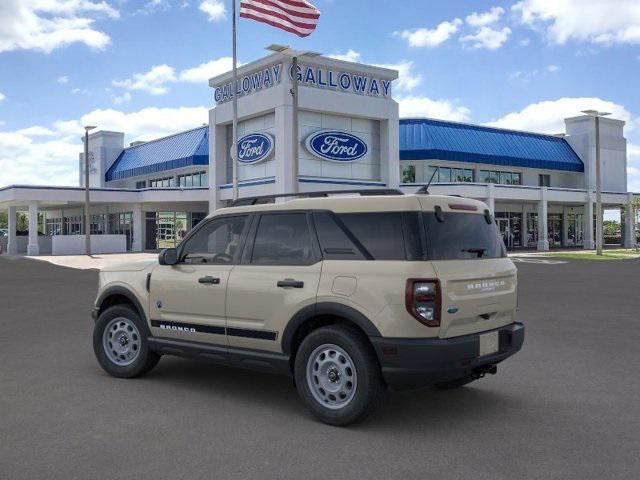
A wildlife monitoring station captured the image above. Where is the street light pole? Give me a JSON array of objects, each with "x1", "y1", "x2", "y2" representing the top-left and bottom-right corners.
[
  {"x1": 83, "y1": 126, "x2": 96, "y2": 256},
  {"x1": 582, "y1": 110, "x2": 610, "y2": 256}
]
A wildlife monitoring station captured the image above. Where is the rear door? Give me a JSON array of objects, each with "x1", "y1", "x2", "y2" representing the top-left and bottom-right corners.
[
  {"x1": 226, "y1": 211, "x2": 322, "y2": 353},
  {"x1": 421, "y1": 207, "x2": 517, "y2": 339},
  {"x1": 148, "y1": 214, "x2": 250, "y2": 346}
]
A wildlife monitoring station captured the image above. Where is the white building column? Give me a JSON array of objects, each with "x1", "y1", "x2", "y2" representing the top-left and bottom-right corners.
[
  {"x1": 7, "y1": 206, "x2": 18, "y2": 255},
  {"x1": 274, "y1": 103, "x2": 295, "y2": 196},
  {"x1": 27, "y1": 203, "x2": 40, "y2": 256},
  {"x1": 484, "y1": 183, "x2": 495, "y2": 214},
  {"x1": 584, "y1": 195, "x2": 595, "y2": 249},
  {"x1": 132, "y1": 204, "x2": 143, "y2": 252},
  {"x1": 537, "y1": 187, "x2": 549, "y2": 251},
  {"x1": 623, "y1": 193, "x2": 637, "y2": 249}
]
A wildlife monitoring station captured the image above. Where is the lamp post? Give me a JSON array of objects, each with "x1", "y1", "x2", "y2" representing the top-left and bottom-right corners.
[
  {"x1": 266, "y1": 44, "x2": 321, "y2": 194},
  {"x1": 581, "y1": 110, "x2": 610, "y2": 256},
  {"x1": 83, "y1": 125, "x2": 96, "y2": 255}
]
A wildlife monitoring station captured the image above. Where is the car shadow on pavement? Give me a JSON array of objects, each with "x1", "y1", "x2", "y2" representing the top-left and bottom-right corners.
[{"x1": 100, "y1": 354, "x2": 526, "y2": 430}]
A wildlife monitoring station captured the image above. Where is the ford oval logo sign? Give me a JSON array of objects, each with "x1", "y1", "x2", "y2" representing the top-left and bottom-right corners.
[
  {"x1": 305, "y1": 130, "x2": 368, "y2": 162},
  {"x1": 234, "y1": 133, "x2": 274, "y2": 164}
]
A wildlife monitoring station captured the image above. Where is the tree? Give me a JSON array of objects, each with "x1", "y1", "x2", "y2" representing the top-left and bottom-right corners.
[{"x1": 0, "y1": 211, "x2": 6, "y2": 230}]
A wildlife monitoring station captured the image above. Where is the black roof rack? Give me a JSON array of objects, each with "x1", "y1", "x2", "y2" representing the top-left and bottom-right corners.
[{"x1": 230, "y1": 188, "x2": 404, "y2": 207}]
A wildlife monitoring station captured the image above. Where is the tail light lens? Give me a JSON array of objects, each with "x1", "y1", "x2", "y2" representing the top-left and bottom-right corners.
[{"x1": 406, "y1": 279, "x2": 441, "y2": 327}]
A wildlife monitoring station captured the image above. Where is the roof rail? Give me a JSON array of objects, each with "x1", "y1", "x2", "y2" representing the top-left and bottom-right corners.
[{"x1": 230, "y1": 188, "x2": 404, "y2": 207}]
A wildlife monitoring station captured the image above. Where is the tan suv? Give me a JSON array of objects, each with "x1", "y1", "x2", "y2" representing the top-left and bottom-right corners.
[{"x1": 92, "y1": 190, "x2": 524, "y2": 425}]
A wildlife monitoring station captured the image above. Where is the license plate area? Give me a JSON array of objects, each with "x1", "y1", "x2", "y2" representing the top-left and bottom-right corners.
[{"x1": 479, "y1": 331, "x2": 499, "y2": 357}]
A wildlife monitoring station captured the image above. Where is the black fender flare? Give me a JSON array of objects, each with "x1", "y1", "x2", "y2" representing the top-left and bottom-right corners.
[
  {"x1": 95, "y1": 286, "x2": 148, "y2": 325},
  {"x1": 281, "y1": 302, "x2": 381, "y2": 354}
]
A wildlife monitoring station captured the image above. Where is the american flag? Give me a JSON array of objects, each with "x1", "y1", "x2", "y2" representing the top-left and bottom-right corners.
[{"x1": 240, "y1": 0, "x2": 321, "y2": 38}]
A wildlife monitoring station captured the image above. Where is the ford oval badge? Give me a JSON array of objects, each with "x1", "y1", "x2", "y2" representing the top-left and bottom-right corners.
[
  {"x1": 305, "y1": 130, "x2": 368, "y2": 162},
  {"x1": 447, "y1": 306, "x2": 459, "y2": 314},
  {"x1": 234, "y1": 133, "x2": 275, "y2": 165}
]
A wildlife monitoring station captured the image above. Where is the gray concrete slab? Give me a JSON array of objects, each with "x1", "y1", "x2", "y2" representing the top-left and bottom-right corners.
[{"x1": 0, "y1": 256, "x2": 639, "y2": 479}]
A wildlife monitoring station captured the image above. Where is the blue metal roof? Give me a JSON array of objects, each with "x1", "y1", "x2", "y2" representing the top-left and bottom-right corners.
[
  {"x1": 399, "y1": 118, "x2": 584, "y2": 172},
  {"x1": 105, "y1": 126, "x2": 209, "y2": 181}
]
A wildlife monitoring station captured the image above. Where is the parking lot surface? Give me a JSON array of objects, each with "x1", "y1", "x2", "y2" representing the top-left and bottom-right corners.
[{"x1": 1, "y1": 256, "x2": 639, "y2": 479}]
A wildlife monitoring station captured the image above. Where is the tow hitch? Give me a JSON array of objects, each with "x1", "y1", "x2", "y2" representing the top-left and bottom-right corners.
[{"x1": 471, "y1": 364, "x2": 497, "y2": 379}]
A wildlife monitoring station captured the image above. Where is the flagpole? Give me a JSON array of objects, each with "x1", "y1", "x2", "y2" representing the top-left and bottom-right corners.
[
  {"x1": 231, "y1": 0, "x2": 239, "y2": 201},
  {"x1": 291, "y1": 55, "x2": 299, "y2": 194}
]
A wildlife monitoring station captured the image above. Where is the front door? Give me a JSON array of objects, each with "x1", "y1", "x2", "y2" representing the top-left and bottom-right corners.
[
  {"x1": 497, "y1": 218, "x2": 512, "y2": 248},
  {"x1": 226, "y1": 212, "x2": 322, "y2": 353},
  {"x1": 149, "y1": 214, "x2": 250, "y2": 346}
]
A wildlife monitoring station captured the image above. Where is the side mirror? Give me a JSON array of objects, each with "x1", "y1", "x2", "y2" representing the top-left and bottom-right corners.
[{"x1": 159, "y1": 248, "x2": 178, "y2": 266}]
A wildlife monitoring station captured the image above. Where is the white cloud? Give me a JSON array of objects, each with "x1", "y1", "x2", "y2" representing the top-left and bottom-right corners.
[
  {"x1": 520, "y1": 38, "x2": 531, "y2": 46},
  {"x1": 0, "y1": 0, "x2": 119, "y2": 54},
  {"x1": 0, "y1": 92, "x2": 5, "y2": 102},
  {"x1": 0, "y1": 106, "x2": 209, "y2": 187},
  {"x1": 57, "y1": 75, "x2": 69, "y2": 84},
  {"x1": 113, "y1": 91, "x2": 132, "y2": 105},
  {"x1": 466, "y1": 7, "x2": 504, "y2": 27},
  {"x1": 513, "y1": 0, "x2": 640, "y2": 45},
  {"x1": 113, "y1": 64, "x2": 177, "y2": 95},
  {"x1": 486, "y1": 97, "x2": 635, "y2": 134},
  {"x1": 396, "y1": 19, "x2": 462, "y2": 48},
  {"x1": 328, "y1": 50, "x2": 362, "y2": 63},
  {"x1": 199, "y1": 0, "x2": 226, "y2": 22},
  {"x1": 508, "y1": 64, "x2": 560, "y2": 81},
  {"x1": 398, "y1": 96, "x2": 471, "y2": 122},
  {"x1": 546, "y1": 64, "x2": 560, "y2": 72},
  {"x1": 373, "y1": 60, "x2": 422, "y2": 93},
  {"x1": 461, "y1": 26, "x2": 511, "y2": 50},
  {"x1": 179, "y1": 56, "x2": 234, "y2": 82}
]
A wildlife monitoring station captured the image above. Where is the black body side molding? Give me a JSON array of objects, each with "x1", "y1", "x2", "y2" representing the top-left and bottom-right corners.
[
  {"x1": 94, "y1": 286, "x2": 147, "y2": 323},
  {"x1": 147, "y1": 337, "x2": 291, "y2": 376}
]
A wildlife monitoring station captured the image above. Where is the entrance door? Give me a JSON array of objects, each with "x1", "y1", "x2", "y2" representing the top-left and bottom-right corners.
[
  {"x1": 148, "y1": 214, "x2": 250, "y2": 345},
  {"x1": 497, "y1": 218, "x2": 512, "y2": 249},
  {"x1": 226, "y1": 212, "x2": 322, "y2": 353}
]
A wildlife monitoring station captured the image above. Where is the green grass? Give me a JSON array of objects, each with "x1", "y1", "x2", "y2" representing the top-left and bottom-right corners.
[{"x1": 542, "y1": 249, "x2": 640, "y2": 260}]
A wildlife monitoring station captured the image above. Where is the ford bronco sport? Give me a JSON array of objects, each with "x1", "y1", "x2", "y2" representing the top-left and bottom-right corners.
[{"x1": 92, "y1": 190, "x2": 524, "y2": 425}]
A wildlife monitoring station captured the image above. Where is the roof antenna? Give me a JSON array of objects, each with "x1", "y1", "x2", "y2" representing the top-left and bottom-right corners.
[{"x1": 416, "y1": 168, "x2": 437, "y2": 195}]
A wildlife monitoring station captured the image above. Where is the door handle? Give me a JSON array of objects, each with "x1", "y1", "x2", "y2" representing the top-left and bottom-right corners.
[
  {"x1": 277, "y1": 279, "x2": 304, "y2": 288},
  {"x1": 198, "y1": 276, "x2": 220, "y2": 285}
]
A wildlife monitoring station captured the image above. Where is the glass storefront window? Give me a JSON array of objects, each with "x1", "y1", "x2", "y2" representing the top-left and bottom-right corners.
[
  {"x1": 401, "y1": 165, "x2": 416, "y2": 183},
  {"x1": 480, "y1": 170, "x2": 499, "y2": 183},
  {"x1": 566, "y1": 214, "x2": 584, "y2": 246},
  {"x1": 480, "y1": 170, "x2": 521, "y2": 185},
  {"x1": 548, "y1": 214, "x2": 563, "y2": 247},
  {"x1": 495, "y1": 212, "x2": 522, "y2": 249},
  {"x1": 526, "y1": 213, "x2": 538, "y2": 247}
]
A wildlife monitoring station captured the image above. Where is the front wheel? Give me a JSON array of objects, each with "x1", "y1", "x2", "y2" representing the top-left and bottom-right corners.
[
  {"x1": 294, "y1": 325, "x2": 384, "y2": 426},
  {"x1": 93, "y1": 304, "x2": 160, "y2": 378}
]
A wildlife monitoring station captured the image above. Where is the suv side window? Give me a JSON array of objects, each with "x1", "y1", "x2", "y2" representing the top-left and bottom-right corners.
[
  {"x1": 250, "y1": 213, "x2": 316, "y2": 265},
  {"x1": 313, "y1": 211, "x2": 366, "y2": 260},
  {"x1": 337, "y1": 212, "x2": 407, "y2": 260},
  {"x1": 180, "y1": 215, "x2": 248, "y2": 264}
]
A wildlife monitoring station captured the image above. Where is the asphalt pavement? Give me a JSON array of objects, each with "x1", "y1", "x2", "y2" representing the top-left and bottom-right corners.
[{"x1": 0, "y1": 255, "x2": 639, "y2": 480}]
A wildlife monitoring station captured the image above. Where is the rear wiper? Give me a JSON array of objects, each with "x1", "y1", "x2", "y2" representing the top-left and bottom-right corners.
[{"x1": 462, "y1": 248, "x2": 487, "y2": 258}]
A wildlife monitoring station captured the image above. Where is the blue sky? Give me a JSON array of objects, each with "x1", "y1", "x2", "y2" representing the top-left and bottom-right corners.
[{"x1": 1, "y1": 0, "x2": 639, "y2": 194}]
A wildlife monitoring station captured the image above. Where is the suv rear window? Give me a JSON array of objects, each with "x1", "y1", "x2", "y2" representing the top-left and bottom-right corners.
[{"x1": 423, "y1": 211, "x2": 506, "y2": 260}]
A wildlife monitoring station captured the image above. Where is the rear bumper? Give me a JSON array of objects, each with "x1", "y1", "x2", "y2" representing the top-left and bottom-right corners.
[{"x1": 370, "y1": 322, "x2": 524, "y2": 390}]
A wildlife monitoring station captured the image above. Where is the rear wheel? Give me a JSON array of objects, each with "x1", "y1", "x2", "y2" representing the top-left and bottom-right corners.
[
  {"x1": 294, "y1": 325, "x2": 384, "y2": 426},
  {"x1": 93, "y1": 304, "x2": 160, "y2": 378}
]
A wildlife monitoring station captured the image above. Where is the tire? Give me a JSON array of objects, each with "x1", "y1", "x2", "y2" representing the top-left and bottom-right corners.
[
  {"x1": 93, "y1": 304, "x2": 160, "y2": 378},
  {"x1": 294, "y1": 325, "x2": 384, "y2": 426},
  {"x1": 435, "y1": 376, "x2": 476, "y2": 390}
]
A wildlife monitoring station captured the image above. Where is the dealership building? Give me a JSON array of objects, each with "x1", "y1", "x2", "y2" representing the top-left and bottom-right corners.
[{"x1": 0, "y1": 52, "x2": 637, "y2": 255}]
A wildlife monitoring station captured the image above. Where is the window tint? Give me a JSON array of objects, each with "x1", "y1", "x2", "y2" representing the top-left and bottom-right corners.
[
  {"x1": 313, "y1": 212, "x2": 365, "y2": 260},
  {"x1": 251, "y1": 213, "x2": 315, "y2": 265},
  {"x1": 181, "y1": 216, "x2": 247, "y2": 264},
  {"x1": 423, "y1": 212, "x2": 506, "y2": 260},
  {"x1": 337, "y1": 213, "x2": 406, "y2": 260}
]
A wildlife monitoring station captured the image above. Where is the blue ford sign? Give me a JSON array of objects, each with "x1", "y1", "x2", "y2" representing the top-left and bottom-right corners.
[
  {"x1": 234, "y1": 133, "x2": 274, "y2": 164},
  {"x1": 305, "y1": 131, "x2": 368, "y2": 162}
]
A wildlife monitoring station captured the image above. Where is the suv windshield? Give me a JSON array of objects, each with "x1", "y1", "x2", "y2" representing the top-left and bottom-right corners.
[{"x1": 423, "y1": 211, "x2": 506, "y2": 260}]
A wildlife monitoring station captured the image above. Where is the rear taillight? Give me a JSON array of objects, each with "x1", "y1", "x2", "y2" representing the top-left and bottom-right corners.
[{"x1": 405, "y1": 279, "x2": 441, "y2": 327}]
